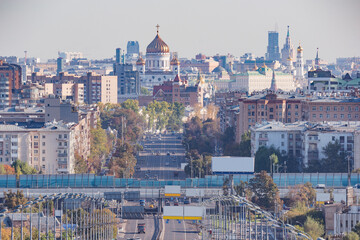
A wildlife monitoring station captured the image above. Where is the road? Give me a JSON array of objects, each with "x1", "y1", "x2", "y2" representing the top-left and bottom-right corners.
[
  {"x1": 162, "y1": 219, "x2": 199, "y2": 240},
  {"x1": 122, "y1": 216, "x2": 156, "y2": 240},
  {"x1": 134, "y1": 133, "x2": 187, "y2": 180}
]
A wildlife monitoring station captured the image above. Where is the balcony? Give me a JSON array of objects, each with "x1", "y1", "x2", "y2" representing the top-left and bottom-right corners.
[{"x1": 58, "y1": 153, "x2": 68, "y2": 157}]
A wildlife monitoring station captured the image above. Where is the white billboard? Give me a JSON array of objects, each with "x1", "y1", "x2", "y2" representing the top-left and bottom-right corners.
[
  {"x1": 212, "y1": 157, "x2": 254, "y2": 174},
  {"x1": 163, "y1": 206, "x2": 183, "y2": 219},
  {"x1": 165, "y1": 185, "x2": 181, "y2": 196},
  {"x1": 163, "y1": 206, "x2": 204, "y2": 220},
  {"x1": 183, "y1": 206, "x2": 205, "y2": 220}
]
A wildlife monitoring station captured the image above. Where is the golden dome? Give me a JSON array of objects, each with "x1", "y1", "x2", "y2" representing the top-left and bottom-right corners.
[
  {"x1": 297, "y1": 43, "x2": 303, "y2": 52},
  {"x1": 146, "y1": 33, "x2": 169, "y2": 54},
  {"x1": 170, "y1": 56, "x2": 180, "y2": 65},
  {"x1": 136, "y1": 56, "x2": 145, "y2": 65}
]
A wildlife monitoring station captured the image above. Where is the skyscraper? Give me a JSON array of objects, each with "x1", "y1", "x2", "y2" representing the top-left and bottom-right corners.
[
  {"x1": 56, "y1": 57, "x2": 64, "y2": 75},
  {"x1": 266, "y1": 31, "x2": 280, "y2": 61}
]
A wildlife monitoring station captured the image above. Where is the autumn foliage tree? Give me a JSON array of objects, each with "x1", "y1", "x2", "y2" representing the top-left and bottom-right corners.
[{"x1": 248, "y1": 171, "x2": 281, "y2": 211}]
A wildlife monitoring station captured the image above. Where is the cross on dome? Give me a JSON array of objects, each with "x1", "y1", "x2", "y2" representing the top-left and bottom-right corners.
[{"x1": 156, "y1": 24, "x2": 160, "y2": 34}]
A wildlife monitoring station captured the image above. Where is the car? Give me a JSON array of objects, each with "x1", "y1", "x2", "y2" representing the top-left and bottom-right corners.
[
  {"x1": 167, "y1": 152, "x2": 170, "y2": 156},
  {"x1": 165, "y1": 162, "x2": 169, "y2": 166},
  {"x1": 165, "y1": 201, "x2": 170, "y2": 206},
  {"x1": 355, "y1": 184, "x2": 360, "y2": 189},
  {"x1": 316, "y1": 184, "x2": 326, "y2": 189},
  {"x1": 174, "y1": 201, "x2": 179, "y2": 206},
  {"x1": 184, "y1": 199, "x2": 190, "y2": 204},
  {"x1": 172, "y1": 151, "x2": 175, "y2": 154}
]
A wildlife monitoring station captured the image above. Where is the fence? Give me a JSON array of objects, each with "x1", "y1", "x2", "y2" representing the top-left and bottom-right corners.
[{"x1": 0, "y1": 173, "x2": 357, "y2": 189}]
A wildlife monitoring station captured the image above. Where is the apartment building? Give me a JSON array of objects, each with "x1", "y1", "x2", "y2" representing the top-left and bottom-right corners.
[
  {"x1": 250, "y1": 121, "x2": 360, "y2": 170},
  {"x1": 235, "y1": 93, "x2": 360, "y2": 143},
  {"x1": 0, "y1": 122, "x2": 75, "y2": 174},
  {"x1": 29, "y1": 72, "x2": 117, "y2": 104},
  {"x1": 44, "y1": 82, "x2": 84, "y2": 103},
  {"x1": 0, "y1": 60, "x2": 22, "y2": 109}
]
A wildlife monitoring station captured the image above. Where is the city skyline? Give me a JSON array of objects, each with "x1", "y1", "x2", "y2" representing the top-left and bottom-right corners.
[{"x1": 0, "y1": 0, "x2": 359, "y2": 62}]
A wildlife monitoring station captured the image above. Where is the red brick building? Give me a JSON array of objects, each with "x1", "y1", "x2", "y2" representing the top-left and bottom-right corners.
[
  {"x1": 0, "y1": 60, "x2": 22, "y2": 109},
  {"x1": 153, "y1": 74, "x2": 204, "y2": 107}
]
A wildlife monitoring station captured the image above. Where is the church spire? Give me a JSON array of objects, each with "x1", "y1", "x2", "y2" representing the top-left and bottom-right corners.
[
  {"x1": 287, "y1": 25, "x2": 290, "y2": 37},
  {"x1": 270, "y1": 69, "x2": 277, "y2": 92},
  {"x1": 315, "y1": 48, "x2": 320, "y2": 69}
]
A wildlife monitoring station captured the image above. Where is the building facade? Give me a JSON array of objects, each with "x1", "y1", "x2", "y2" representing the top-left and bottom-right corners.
[
  {"x1": 113, "y1": 63, "x2": 140, "y2": 102},
  {"x1": 0, "y1": 60, "x2": 22, "y2": 109},
  {"x1": 153, "y1": 74, "x2": 204, "y2": 107}
]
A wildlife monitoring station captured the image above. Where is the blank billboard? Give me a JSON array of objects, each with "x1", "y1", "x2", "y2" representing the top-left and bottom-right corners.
[
  {"x1": 165, "y1": 185, "x2": 181, "y2": 197},
  {"x1": 212, "y1": 157, "x2": 254, "y2": 174}
]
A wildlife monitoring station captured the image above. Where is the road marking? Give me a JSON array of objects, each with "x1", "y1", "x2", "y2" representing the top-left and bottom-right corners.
[{"x1": 183, "y1": 219, "x2": 187, "y2": 240}]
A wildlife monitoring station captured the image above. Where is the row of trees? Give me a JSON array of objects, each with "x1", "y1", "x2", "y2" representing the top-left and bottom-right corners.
[
  {"x1": 144, "y1": 101, "x2": 185, "y2": 132},
  {"x1": 254, "y1": 140, "x2": 349, "y2": 173}
]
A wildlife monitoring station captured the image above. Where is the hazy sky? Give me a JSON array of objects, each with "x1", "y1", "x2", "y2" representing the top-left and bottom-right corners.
[{"x1": 1, "y1": 0, "x2": 359, "y2": 63}]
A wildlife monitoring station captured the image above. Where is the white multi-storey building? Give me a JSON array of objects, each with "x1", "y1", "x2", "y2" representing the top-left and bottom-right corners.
[{"x1": 251, "y1": 121, "x2": 360, "y2": 170}]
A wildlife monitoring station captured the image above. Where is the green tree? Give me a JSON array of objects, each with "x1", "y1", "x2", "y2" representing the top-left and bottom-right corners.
[
  {"x1": 140, "y1": 87, "x2": 151, "y2": 96},
  {"x1": 352, "y1": 222, "x2": 360, "y2": 236},
  {"x1": 11, "y1": 159, "x2": 37, "y2": 176},
  {"x1": 74, "y1": 152, "x2": 88, "y2": 174},
  {"x1": 254, "y1": 146, "x2": 284, "y2": 173},
  {"x1": 121, "y1": 99, "x2": 140, "y2": 113},
  {"x1": 344, "y1": 232, "x2": 360, "y2": 240},
  {"x1": 303, "y1": 216, "x2": 324, "y2": 239},
  {"x1": 321, "y1": 140, "x2": 347, "y2": 172},
  {"x1": 248, "y1": 171, "x2": 280, "y2": 211}
]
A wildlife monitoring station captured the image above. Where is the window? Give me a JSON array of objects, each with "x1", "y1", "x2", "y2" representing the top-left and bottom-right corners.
[
  {"x1": 334, "y1": 106, "x2": 337, "y2": 111},
  {"x1": 34, "y1": 150, "x2": 38, "y2": 154},
  {"x1": 58, "y1": 134, "x2": 62, "y2": 139},
  {"x1": 319, "y1": 106, "x2": 323, "y2": 111},
  {"x1": 281, "y1": 134, "x2": 284, "y2": 139},
  {"x1": 312, "y1": 106, "x2": 316, "y2": 111},
  {"x1": 270, "y1": 108, "x2": 273, "y2": 112},
  {"x1": 319, "y1": 114, "x2": 323, "y2": 118},
  {"x1": 295, "y1": 105, "x2": 299, "y2": 109},
  {"x1": 327, "y1": 114, "x2": 330, "y2": 118},
  {"x1": 341, "y1": 114, "x2": 344, "y2": 119},
  {"x1": 42, "y1": 150, "x2": 45, "y2": 154},
  {"x1": 281, "y1": 142, "x2": 284, "y2": 146},
  {"x1": 334, "y1": 114, "x2": 337, "y2": 119},
  {"x1": 349, "y1": 106, "x2": 352, "y2": 111},
  {"x1": 289, "y1": 134, "x2": 293, "y2": 140},
  {"x1": 42, "y1": 157, "x2": 45, "y2": 162},
  {"x1": 312, "y1": 114, "x2": 316, "y2": 118},
  {"x1": 326, "y1": 106, "x2": 330, "y2": 111},
  {"x1": 340, "y1": 136, "x2": 345, "y2": 143},
  {"x1": 42, "y1": 142, "x2": 45, "y2": 146},
  {"x1": 64, "y1": 134, "x2": 67, "y2": 139},
  {"x1": 348, "y1": 114, "x2": 351, "y2": 118},
  {"x1": 59, "y1": 142, "x2": 62, "y2": 146},
  {"x1": 287, "y1": 104, "x2": 291, "y2": 109},
  {"x1": 341, "y1": 106, "x2": 344, "y2": 111},
  {"x1": 33, "y1": 135, "x2": 38, "y2": 139},
  {"x1": 42, "y1": 135, "x2": 45, "y2": 139}
]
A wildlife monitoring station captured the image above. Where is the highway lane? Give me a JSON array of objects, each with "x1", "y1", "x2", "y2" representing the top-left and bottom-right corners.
[
  {"x1": 162, "y1": 219, "x2": 199, "y2": 240},
  {"x1": 134, "y1": 133, "x2": 187, "y2": 180},
  {"x1": 122, "y1": 216, "x2": 155, "y2": 240}
]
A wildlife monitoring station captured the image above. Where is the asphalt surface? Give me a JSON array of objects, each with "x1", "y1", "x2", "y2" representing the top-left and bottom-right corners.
[
  {"x1": 162, "y1": 219, "x2": 199, "y2": 240},
  {"x1": 134, "y1": 133, "x2": 187, "y2": 180},
  {"x1": 122, "y1": 216, "x2": 156, "y2": 240}
]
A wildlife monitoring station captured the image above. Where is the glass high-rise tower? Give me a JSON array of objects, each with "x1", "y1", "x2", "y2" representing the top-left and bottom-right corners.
[{"x1": 266, "y1": 31, "x2": 280, "y2": 61}]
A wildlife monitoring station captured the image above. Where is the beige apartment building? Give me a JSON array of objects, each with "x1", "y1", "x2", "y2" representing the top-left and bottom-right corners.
[
  {"x1": 0, "y1": 122, "x2": 75, "y2": 174},
  {"x1": 30, "y1": 72, "x2": 117, "y2": 104},
  {"x1": 44, "y1": 82, "x2": 84, "y2": 103}
]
